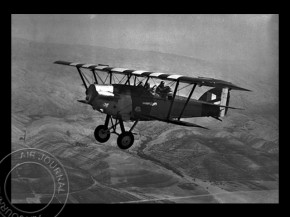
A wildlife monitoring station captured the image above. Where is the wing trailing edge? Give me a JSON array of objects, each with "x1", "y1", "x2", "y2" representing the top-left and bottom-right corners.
[
  {"x1": 165, "y1": 119, "x2": 209, "y2": 129},
  {"x1": 141, "y1": 114, "x2": 209, "y2": 130}
]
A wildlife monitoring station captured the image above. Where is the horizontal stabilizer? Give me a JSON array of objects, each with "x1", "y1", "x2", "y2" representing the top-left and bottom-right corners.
[{"x1": 195, "y1": 99, "x2": 244, "y2": 110}]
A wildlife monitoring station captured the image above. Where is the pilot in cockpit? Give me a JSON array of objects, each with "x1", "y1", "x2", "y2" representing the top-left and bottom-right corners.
[
  {"x1": 144, "y1": 82, "x2": 150, "y2": 90},
  {"x1": 156, "y1": 81, "x2": 165, "y2": 94},
  {"x1": 156, "y1": 81, "x2": 172, "y2": 98}
]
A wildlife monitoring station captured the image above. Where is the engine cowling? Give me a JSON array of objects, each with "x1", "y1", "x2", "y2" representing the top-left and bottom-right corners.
[{"x1": 86, "y1": 84, "x2": 99, "y2": 104}]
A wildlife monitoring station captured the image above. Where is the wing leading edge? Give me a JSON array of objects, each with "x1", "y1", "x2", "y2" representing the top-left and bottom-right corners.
[{"x1": 54, "y1": 60, "x2": 251, "y2": 91}]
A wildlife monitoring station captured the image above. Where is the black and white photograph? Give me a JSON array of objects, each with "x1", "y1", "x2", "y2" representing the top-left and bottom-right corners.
[{"x1": 8, "y1": 14, "x2": 278, "y2": 208}]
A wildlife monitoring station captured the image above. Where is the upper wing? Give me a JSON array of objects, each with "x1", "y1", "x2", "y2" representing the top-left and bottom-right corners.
[
  {"x1": 54, "y1": 60, "x2": 251, "y2": 91},
  {"x1": 54, "y1": 60, "x2": 112, "y2": 71}
]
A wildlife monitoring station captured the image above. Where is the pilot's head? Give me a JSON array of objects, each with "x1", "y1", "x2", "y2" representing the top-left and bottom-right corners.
[{"x1": 160, "y1": 81, "x2": 165, "y2": 86}]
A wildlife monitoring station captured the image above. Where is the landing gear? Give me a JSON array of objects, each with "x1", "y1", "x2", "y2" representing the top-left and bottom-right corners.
[
  {"x1": 94, "y1": 125, "x2": 110, "y2": 143},
  {"x1": 117, "y1": 132, "x2": 134, "y2": 149},
  {"x1": 93, "y1": 114, "x2": 138, "y2": 150}
]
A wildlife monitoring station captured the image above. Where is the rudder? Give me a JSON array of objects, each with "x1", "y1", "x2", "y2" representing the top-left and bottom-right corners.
[{"x1": 199, "y1": 87, "x2": 231, "y2": 117}]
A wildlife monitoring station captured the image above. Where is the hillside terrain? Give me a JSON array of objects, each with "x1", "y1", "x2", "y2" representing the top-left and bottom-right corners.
[{"x1": 11, "y1": 37, "x2": 278, "y2": 203}]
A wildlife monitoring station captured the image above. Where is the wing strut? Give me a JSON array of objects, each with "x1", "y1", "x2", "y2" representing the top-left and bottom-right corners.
[
  {"x1": 134, "y1": 76, "x2": 137, "y2": 86},
  {"x1": 125, "y1": 75, "x2": 132, "y2": 85},
  {"x1": 91, "y1": 69, "x2": 98, "y2": 84},
  {"x1": 144, "y1": 77, "x2": 150, "y2": 86},
  {"x1": 167, "y1": 80, "x2": 179, "y2": 119},
  {"x1": 76, "y1": 67, "x2": 88, "y2": 90},
  {"x1": 178, "y1": 83, "x2": 197, "y2": 120},
  {"x1": 109, "y1": 73, "x2": 112, "y2": 84}
]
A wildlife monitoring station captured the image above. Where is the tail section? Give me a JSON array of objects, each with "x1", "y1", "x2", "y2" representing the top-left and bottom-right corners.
[{"x1": 199, "y1": 87, "x2": 231, "y2": 117}]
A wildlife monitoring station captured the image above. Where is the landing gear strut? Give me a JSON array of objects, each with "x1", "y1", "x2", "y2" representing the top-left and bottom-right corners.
[{"x1": 94, "y1": 115, "x2": 138, "y2": 149}]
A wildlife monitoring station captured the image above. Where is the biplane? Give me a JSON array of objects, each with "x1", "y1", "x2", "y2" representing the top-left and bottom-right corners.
[{"x1": 54, "y1": 60, "x2": 250, "y2": 149}]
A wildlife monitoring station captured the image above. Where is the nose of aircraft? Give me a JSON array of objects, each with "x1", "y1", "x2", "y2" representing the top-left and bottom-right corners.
[{"x1": 86, "y1": 84, "x2": 98, "y2": 104}]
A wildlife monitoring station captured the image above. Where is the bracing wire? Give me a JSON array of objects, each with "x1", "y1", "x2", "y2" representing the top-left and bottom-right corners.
[
  {"x1": 81, "y1": 70, "x2": 90, "y2": 85},
  {"x1": 178, "y1": 83, "x2": 192, "y2": 92},
  {"x1": 95, "y1": 71, "x2": 105, "y2": 84},
  {"x1": 168, "y1": 80, "x2": 175, "y2": 87},
  {"x1": 114, "y1": 74, "x2": 120, "y2": 83},
  {"x1": 118, "y1": 75, "x2": 127, "y2": 84},
  {"x1": 104, "y1": 74, "x2": 109, "y2": 84}
]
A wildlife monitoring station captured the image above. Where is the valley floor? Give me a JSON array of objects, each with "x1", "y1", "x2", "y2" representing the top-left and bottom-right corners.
[{"x1": 11, "y1": 112, "x2": 278, "y2": 203}]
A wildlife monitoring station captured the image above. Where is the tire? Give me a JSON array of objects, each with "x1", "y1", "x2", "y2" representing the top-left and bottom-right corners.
[
  {"x1": 94, "y1": 125, "x2": 110, "y2": 143},
  {"x1": 117, "y1": 132, "x2": 134, "y2": 149}
]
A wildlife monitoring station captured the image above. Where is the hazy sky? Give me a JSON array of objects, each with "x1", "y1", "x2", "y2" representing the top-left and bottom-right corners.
[{"x1": 12, "y1": 14, "x2": 278, "y2": 64}]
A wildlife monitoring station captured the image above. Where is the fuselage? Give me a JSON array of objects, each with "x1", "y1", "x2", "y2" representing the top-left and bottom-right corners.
[{"x1": 86, "y1": 84, "x2": 220, "y2": 121}]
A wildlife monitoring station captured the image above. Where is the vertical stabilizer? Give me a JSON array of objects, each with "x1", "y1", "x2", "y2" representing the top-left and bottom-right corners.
[{"x1": 199, "y1": 87, "x2": 231, "y2": 118}]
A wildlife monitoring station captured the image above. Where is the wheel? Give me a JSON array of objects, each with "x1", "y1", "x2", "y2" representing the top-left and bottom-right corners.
[
  {"x1": 94, "y1": 125, "x2": 110, "y2": 143},
  {"x1": 117, "y1": 132, "x2": 134, "y2": 149}
]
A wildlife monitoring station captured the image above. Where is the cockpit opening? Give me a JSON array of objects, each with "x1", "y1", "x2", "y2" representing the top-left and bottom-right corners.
[{"x1": 139, "y1": 80, "x2": 172, "y2": 99}]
